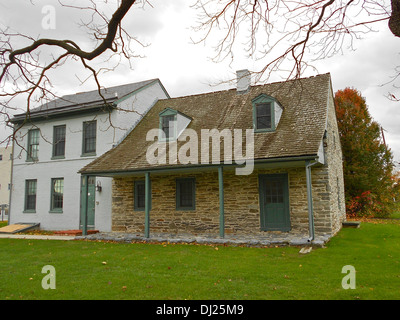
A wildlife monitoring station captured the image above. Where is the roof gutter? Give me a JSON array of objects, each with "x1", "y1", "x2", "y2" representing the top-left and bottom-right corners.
[
  {"x1": 10, "y1": 103, "x2": 115, "y2": 124},
  {"x1": 79, "y1": 155, "x2": 319, "y2": 176},
  {"x1": 305, "y1": 159, "x2": 318, "y2": 242}
]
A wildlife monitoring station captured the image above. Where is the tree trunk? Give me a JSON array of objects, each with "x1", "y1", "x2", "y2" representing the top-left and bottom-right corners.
[{"x1": 389, "y1": 0, "x2": 400, "y2": 37}]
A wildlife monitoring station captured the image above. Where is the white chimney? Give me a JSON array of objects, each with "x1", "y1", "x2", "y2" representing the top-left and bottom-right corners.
[{"x1": 236, "y1": 69, "x2": 251, "y2": 94}]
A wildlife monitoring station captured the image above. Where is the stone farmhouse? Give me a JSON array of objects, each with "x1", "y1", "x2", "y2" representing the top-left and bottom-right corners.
[{"x1": 80, "y1": 71, "x2": 346, "y2": 243}]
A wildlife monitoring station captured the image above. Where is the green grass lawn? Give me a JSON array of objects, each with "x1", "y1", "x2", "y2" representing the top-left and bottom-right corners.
[
  {"x1": 0, "y1": 221, "x2": 399, "y2": 300},
  {"x1": 390, "y1": 211, "x2": 400, "y2": 219}
]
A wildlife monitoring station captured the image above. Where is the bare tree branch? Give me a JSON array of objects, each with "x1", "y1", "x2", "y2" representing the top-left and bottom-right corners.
[
  {"x1": 0, "y1": 0, "x2": 153, "y2": 146},
  {"x1": 192, "y1": 0, "x2": 394, "y2": 83},
  {"x1": 7, "y1": 0, "x2": 135, "y2": 63}
]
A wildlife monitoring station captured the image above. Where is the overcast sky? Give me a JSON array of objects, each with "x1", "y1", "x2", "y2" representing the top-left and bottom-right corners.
[{"x1": 1, "y1": 0, "x2": 399, "y2": 167}]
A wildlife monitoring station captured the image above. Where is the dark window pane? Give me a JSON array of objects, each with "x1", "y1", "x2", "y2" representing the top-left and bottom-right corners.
[
  {"x1": 256, "y1": 103, "x2": 272, "y2": 129},
  {"x1": 28, "y1": 129, "x2": 40, "y2": 159},
  {"x1": 177, "y1": 179, "x2": 195, "y2": 209},
  {"x1": 83, "y1": 121, "x2": 96, "y2": 154},
  {"x1": 25, "y1": 180, "x2": 37, "y2": 210},
  {"x1": 180, "y1": 181, "x2": 193, "y2": 207},
  {"x1": 134, "y1": 180, "x2": 151, "y2": 210},
  {"x1": 51, "y1": 178, "x2": 64, "y2": 210},
  {"x1": 88, "y1": 176, "x2": 96, "y2": 185},
  {"x1": 53, "y1": 125, "x2": 66, "y2": 157},
  {"x1": 162, "y1": 115, "x2": 175, "y2": 139},
  {"x1": 265, "y1": 179, "x2": 284, "y2": 204},
  {"x1": 136, "y1": 183, "x2": 145, "y2": 208}
]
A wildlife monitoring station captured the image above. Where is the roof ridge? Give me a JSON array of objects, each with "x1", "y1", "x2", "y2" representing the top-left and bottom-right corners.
[
  {"x1": 60, "y1": 78, "x2": 159, "y2": 98},
  {"x1": 164, "y1": 73, "x2": 331, "y2": 101}
]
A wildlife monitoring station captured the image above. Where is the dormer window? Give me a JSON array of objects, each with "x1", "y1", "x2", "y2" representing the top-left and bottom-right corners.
[
  {"x1": 161, "y1": 114, "x2": 176, "y2": 140},
  {"x1": 255, "y1": 102, "x2": 272, "y2": 130},
  {"x1": 252, "y1": 94, "x2": 282, "y2": 132},
  {"x1": 159, "y1": 108, "x2": 177, "y2": 141},
  {"x1": 159, "y1": 108, "x2": 192, "y2": 141}
]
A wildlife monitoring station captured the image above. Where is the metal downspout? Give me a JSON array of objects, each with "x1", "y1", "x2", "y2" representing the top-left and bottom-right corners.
[{"x1": 306, "y1": 160, "x2": 318, "y2": 242}]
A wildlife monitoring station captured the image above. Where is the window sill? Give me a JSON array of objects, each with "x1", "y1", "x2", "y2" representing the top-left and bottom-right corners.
[
  {"x1": 158, "y1": 136, "x2": 177, "y2": 142},
  {"x1": 176, "y1": 207, "x2": 196, "y2": 211},
  {"x1": 51, "y1": 156, "x2": 65, "y2": 160},
  {"x1": 134, "y1": 204, "x2": 152, "y2": 212},
  {"x1": 254, "y1": 128, "x2": 275, "y2": 133},
  {"x1": 81, "y1": 152, "x2": 96, "y2": 157},
  {"x1": 49, "y1": 209, "x2": 63, "y2": 214},
  {"x1": 23, "y1": 210, "x2": 36, "y2": 214},
  {"x1": 25, "y1": 158, "x2": 39, "y2": 163}
]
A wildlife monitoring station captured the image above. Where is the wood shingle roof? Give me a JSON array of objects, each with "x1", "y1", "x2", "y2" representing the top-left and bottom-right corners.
[{"x1": 80, "y1": 73, "x2": 331, "y2": 175}]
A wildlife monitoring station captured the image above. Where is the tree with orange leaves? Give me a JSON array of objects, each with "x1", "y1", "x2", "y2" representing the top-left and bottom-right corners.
[{"x1": 335, "y1": 88, "x2": 398, "y2": 217}]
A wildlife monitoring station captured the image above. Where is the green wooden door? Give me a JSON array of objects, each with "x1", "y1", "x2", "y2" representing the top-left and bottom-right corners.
[
  {"x1": 80, "y1": 176, "x2": 96, "y2": 230},
  {"x1": 259, "y1": 174, "x2": 290, "y2": 231}
]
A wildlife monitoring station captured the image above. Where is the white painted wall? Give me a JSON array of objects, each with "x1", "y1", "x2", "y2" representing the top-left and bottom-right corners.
[
  {"x1": 9, "y1": 81, "x2": 169, "y2": 231},
  {"x1": 0, "y1": 147, "x2": 12, "y2": 206}
]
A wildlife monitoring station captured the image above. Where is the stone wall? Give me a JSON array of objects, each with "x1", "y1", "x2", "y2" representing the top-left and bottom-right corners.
[
  {"x1": 111, "y1": 165, "x2": 338, "y2": 237},
  {"x1": 323, "y1": 85, "x2": 347, "y2": 234}
]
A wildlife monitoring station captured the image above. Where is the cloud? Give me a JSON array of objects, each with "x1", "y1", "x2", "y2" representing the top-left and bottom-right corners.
[{"x1": 1, "y1": 1, "x2": 399, "y2": 165}]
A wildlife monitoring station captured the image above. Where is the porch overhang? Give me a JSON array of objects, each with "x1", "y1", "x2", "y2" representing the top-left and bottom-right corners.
[
  {"x1": 79, "y1": 154, "x2": 321, "y2": 177},
  {"x1": 80, "y1": 154, "x2": 320, "y2": 239}
]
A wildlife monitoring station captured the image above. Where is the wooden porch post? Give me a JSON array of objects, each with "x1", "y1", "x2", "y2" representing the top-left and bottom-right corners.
[
  {"x1": 144, "y1": 172, "x2": 151, "y2": 238},
  {"x1": 82, "y1": 175, "x2": 89, "y2": 236},
  {"x1": 218, "y1": 166, "x2": 225, "y2": 238}
]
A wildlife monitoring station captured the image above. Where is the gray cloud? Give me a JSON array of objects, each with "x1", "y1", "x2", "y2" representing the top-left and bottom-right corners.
[{"x1": 1, "y1": 1, "x2": 399, "y2": 167}]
